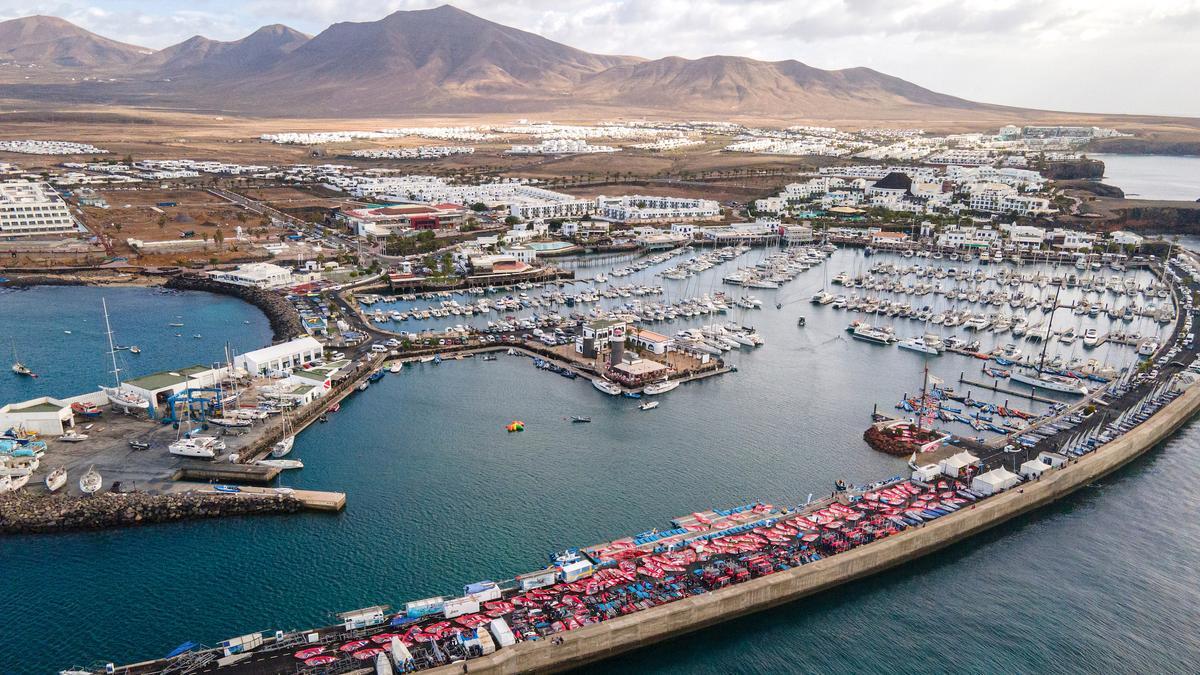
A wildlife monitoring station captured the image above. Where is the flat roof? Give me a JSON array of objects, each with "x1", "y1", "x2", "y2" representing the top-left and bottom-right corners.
[
  {"x1": 613, "y1": 359, "x2": 668, "y2": 376},
  {"x1": 11, "y1": 401, "x2": 64, "y2": 413},
  {"x1": 293, "y1": 369, "x2": 329, "y2": 382},
  {"x1": 124, "y1": 365, "x2": 207, "y2": 391},
  {"x1": 241, "y1": 337, "x2": 323, "y2": 364}
]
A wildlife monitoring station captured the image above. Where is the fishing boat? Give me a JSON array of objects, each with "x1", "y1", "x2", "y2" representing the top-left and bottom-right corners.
[
  {"x1": 168, "y1": 436, "x2": 224, "y2": 459},
  {"x1": 59, "y1": 429, "x2": 89, "y2": 442},
  {"x1": 257, "y1": 458, "x2": 303, "y2": 470},
  {"x1": 643, "y1": 379, "x2": 680, "y2": 395},
  {"x1": 79, "y1": 465, "x2": 102, "y2": 495},
  {"x1": 592, "y1": 378, "x2": 622, "y2": 395},
  {"x1": 639, "y1": 401, "x2": 660, "y2": 411},
  {"x1": 168, "y1": 322, "x2": 184, "y2": 327},
  {"x1": 70, "y1": 401, "x2": 102, "y2": 418},
  {"x1": 368, "y1": 370, "x2": 386, "y2": 382},
  {"x1": 99, "y1": 299, "x2": 150, "y2": 410},
  {"x1": 45, "y1": 466, "x2": 67, "y2": 492}
]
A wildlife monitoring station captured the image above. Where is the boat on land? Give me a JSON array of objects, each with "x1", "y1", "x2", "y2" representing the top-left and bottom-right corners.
[
  {"x1": 639, "y1": 401, "x2": 660, "y2": 411},
  {"x1": 169, "y1": 436, "x2": 224, "y2": 459},
  {"x1": 59, "y1": 430, "x2": 89, "y2": 442},
  {"x1": 71, "y1": 402, "x2": 102, "y2": 418},
  {"x1": 592, "y1": 379, "x2": 622, "y2": 395},
  {"x1": 45, "y1": 466, "x2": 67, "y2": 492},
  {"x1": 79, "y1": 465, "x2": 102, "y2": 494},
  {"x1": 100, "y1": 299, "x2": 150, "y2": 410},
  {"x1": 208, "y1": 417, "x2": 251, "y2": 428},
  {"x1": 643, "y1": 380, "x2": 680, "y2": 395},
  {"x1": 257, "y1": 459, "x2": 303, "y2": 470}
]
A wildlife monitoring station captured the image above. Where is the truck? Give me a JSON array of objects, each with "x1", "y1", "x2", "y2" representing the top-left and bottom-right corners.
[{"x1": 489, "y1": 618, "x2": 517, "y2": 648}]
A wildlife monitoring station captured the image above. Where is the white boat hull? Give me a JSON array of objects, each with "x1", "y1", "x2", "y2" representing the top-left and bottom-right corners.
[
  {"x1": 1010, "y1": 371, "x2": 1088, "y2": 395},
  {"x1": 643, "y1": 381, "x2": 679, "y2": 395},
  {"x1": 271, "y1": 436, "x2": 295, "y2": 458},
  {"x1": 592, "y1": 379, "x2": 622, "y2": 395},
  {"x1": 45, "y1": 468, "x2": 67, "y2": 492}
]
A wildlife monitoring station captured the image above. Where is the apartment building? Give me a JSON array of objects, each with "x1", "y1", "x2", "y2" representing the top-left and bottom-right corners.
[
  {"x1": 596, "y1": 195, "x2": 720, "y2": 223},
  {"x1": 0, "y1": 180, "x2": 78, "y2": 238}
]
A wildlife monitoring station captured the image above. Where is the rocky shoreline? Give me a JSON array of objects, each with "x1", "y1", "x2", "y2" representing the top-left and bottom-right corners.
[
  {"x1": 0, "y1": 491, "x2": 303, "y2": 535},
  {"x1": 166, "y1": 274, "x2": 303, "y2": 341}
]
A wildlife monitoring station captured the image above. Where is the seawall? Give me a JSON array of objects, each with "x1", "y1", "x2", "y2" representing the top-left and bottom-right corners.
[
  {"x1": 165, "y1": 274, "x2": 303, "y2": 341},
  {"x1": 439, "y1": 382, "x2": 1200, "y2": 675},
  {"x1": 0, "y1": 490, "x2": 303, "y2": 535}
]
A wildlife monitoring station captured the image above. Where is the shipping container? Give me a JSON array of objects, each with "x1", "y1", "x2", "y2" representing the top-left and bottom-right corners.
[
  {"x1": 489, "y1": 619, "x2": 517, "y2": 648},
  {"x1": 442, "y1": 597, "x2": 481, "y2": 619},
  {"x1": 517, "y1": 569, "x2": 557, "y2": 591},
  {"x1": 464, "y1": 580, "x2": 501, "y2": 602},
  {"x1": 405, "y1": 597, "x2": 445, "y2": 618},
  {"x1": 218, "y1": 632, "x2": 263, "y2": 656},
  {"x1": 558, "y1": 560, "x2": 594, "y2": 583}
]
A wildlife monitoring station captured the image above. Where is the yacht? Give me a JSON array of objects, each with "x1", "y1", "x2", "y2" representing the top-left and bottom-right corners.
[
  {"x1": 639, "y1": 401, "x2": 660, "y2": 411},
  {"x1": 257, "y1": 459, "x2": 304, "y2": 470},
  {"x1": 79, "y1": 465, "x2": 102, "y2": 495},
  {"x1": 897, "y1": 336, "x2": 941, "y2": 355},
  {"x1": 1010, "y1": 370, "x2": 1089, "y2": 396},
  {"x1": 169, "y1": 436, "x2": 224, "y2": 459},
  {"x1": 851, "y1": 325, "x2": 898, "y2": 345},
  {"x1": 592, "y1": 378, "x2": 622, "y2": 395},
  {"x1": 643, "y1": 380, "x2": 680, "y2": 395},
  {"x1": 10, "y1": 341, "x2": 35, "y2": 377},
  {"x1": 1082, "y1": 328, "x2": 1100, "y2": 347},
  {"x1": 389, "y1": 362, "x2": 403, "y2": 374},
  {"x1": 271, "y1": 435, "x2": 295, "y2": 459}
]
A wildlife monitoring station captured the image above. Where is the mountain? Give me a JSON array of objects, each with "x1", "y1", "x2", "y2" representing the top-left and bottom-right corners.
[
  {"x1": 575, "y1": 56, "x2": 981, "y2": 116},
  {"x1": 0, "y1": 15, "x2": 149, "y2": 68},
  {"x1": 138, "y1": 25, "x2": 310, "y2": 76},
  {"x1": 205, "y1": 5, "x2": 642, "y2": 113},
  {"x1": 0, "y1": 5, "x2": 1009, "y2": 119}
]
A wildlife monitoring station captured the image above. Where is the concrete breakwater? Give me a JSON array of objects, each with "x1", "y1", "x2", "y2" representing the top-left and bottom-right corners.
[
  {"x1": 0, "y1": 490, "x2": 303, "y2": 535},
  {"x1": 165, "y1": 274, "x2": 303, "y2": 341},
  {"x1": 432, "y1": 382, "x2": 1200, "y2": 675}
]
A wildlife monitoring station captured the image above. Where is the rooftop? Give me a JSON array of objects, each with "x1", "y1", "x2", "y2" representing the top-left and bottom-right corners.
[{"x1": 124, "y1": 365, "x2": 209, "y2": 391}]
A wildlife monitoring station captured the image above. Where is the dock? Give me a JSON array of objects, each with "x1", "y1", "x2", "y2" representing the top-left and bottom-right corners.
[
  {"x1": 958, "y1": 373, "x2": 1061, "y2": 405},
  {"x1": 173, "y1": 464, "x2": 280, "y2": 484},
  {"x1": 174, "y1": 482, "x2": 347, "y2": 511}
]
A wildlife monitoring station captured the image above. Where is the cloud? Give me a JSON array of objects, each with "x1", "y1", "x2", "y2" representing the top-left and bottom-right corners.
[{"x1": 0, "y1": 0, "x2": 1197, "y2": 116}]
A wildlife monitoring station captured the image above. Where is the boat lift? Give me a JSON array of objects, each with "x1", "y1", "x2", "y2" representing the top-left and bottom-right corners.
[{"x1": 159, "y1": 388, "x2": 227, "y2": 427}]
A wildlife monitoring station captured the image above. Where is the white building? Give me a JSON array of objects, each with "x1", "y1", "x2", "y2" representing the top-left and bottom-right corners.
[
  {"x1": 1001, "y1": 223, "x2": 1047, "y2": 248},
  {"x1": 502, "y1": 245, "x2": 537, "y2": 264},
  {"x1": 596, "y1": 195, "x2": 720, "y2": 223},
  {"x1": 209, "y1": 262, "x2": 295, "y2": 289},
  {"x1": 0, "y1": 180, "x2": 78, "y2": 238},
  {"x1": 235, "y1": 337, "x2": 325, "y2": 377},
  {"x1": 967, "y1": 185, "x2": 1051, "y2": 216},
  {"x1": 1109, "y1": 230, "x2": 1145, "y2": 247}
]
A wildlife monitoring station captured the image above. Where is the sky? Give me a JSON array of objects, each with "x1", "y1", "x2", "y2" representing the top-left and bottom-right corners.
[{"x1": 3, "y1": 0, "x2": 1199, "y2": 117}]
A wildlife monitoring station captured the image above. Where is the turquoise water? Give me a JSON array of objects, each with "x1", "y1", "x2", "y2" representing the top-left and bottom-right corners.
[
  {"x1": 527, "y1": 241, "x2": 574, "y2": 251},
  {"x1": 1, "y1": 258, "x2": 1196, "y2": 673},
  {"x1": 1093, "y1": 153, "x2": 1200, "y2": 201},
  {"x1": 0, "y1": 286, "x2": 274, "y2": 406}
]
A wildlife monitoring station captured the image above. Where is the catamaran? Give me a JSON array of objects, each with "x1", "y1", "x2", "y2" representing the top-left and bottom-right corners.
[
  {"x1": 99, "y1": 299, "x2": 150, "y2": 410},
  {"x1": 169, "y1": 435, "x2": 225, "y2": 459}
]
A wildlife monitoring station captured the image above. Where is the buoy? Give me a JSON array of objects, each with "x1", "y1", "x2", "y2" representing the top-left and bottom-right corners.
[{"x1": 505, "y1": 421, "x2": 525, "y2": 432}]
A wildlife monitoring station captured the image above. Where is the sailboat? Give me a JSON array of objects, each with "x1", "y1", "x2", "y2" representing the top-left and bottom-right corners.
[
  {"x1": 99, "y1": 299, "x2": 150, "y2": 410},
  {"x1": 1010, "y1": 284, "x2": 1089, "y2": 396},
  {"x1": 45, "y1": 466, "x2": 67, "y2": 492},
  {"x1": 271, "y1": 414, "x2": 295, "y2": 458},
  {"x1": 79, "y1": 465, "x2": 102, "y2": 494},
  {"x1": 11, "y1": 341, "x2": 35, "y2": 377}
]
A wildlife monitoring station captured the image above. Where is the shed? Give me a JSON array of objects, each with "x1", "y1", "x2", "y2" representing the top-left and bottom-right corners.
[
  {"x1": 911, "y1": 464, "x2": 940, "y2": 482},
  {"x1": 1037, "y1": 451, "x2": 1068, "y2": 468},
  {"x1": 0, "y1": 397, "x2": 74, "y2": 436},
  {"x1": 971, "y1": 467, "x2": 1021, "y2": 496}
]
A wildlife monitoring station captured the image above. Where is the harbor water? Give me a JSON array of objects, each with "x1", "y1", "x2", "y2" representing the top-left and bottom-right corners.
[
  {"x1": 1, "y1": 251, "x2": 1196, "y2": 673},
  {"x1": 1093, "y1": 153, "x2": 1200, "y2": 201}
]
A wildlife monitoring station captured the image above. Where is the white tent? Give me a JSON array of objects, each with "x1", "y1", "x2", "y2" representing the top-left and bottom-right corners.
[
  {"x1": 1019, "y1": 459, "x2": 1051, "y2": 479},
  {"x1": 1037, "y1": 451, "x2": 1068, "y2": 468},
  {"x1": 912, "y1": 464, "x2": 940, "y2": 482},
  {"x1": 971, "y1": 467, "x2": 1021, "y2": 495},
  {"x1": 939, "y1": 451, "x2": 980, "y2": 477}
]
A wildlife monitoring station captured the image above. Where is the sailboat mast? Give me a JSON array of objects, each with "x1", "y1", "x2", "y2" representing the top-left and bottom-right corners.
[
  {"x1": 917, "y1": 362, "x2": 929, "y2": 433},
  {"x1": 1037, "y1": 280, "x2": 1063, "y2": 374},
  {"x1": 102, "y1": 298, "x2": 121, "y2": 387}
]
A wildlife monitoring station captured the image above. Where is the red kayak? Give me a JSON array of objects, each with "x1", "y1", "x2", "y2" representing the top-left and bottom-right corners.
[
  {"x1": 294, "y1": 646, "x2": 326, "y2": 660},
  {"x1": 339, "y1": 639, "x2": 370, "y2": 652}
]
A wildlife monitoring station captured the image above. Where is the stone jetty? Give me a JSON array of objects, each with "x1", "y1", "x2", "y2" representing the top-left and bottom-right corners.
[
  {"x1": 166, "y1": 273, "x2": 303, "y2": 341},
  {"x1": 0, "y1": 491, "x2": 302, "y2": 535}
]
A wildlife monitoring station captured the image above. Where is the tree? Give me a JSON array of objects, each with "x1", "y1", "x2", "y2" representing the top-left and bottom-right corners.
[
  {"x1": 157, "y1": 214, "x2": 167, "y2": 230},
  {"x1": 504, "y1": 215, "x2": 520, "y2": 226},
  {"x1": 470, "y1": 202, "x2": 487, "y2": 212},
  {"x1": 213, "y1": 228, "x2": 226, "y2": 249}
]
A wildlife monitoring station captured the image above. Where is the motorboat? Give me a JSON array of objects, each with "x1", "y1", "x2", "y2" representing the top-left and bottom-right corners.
[
  {"x1": 129, "y1": 345, "x2": 141, "y2": 354},
  {"x1": 257, "y1": 459, "x2": 303, "y2": 470},
  {"x1": 79, "y1": 465, "x2": 102, "y2": 494},
  {"x1": 45, "y1": 466, "x2": 67, "y2": 492},
  {"x1": 59, "y1": 430, "x2": 89, "y2": 442},
  {"x1": 389, "y1": 362, "x2": 403, "y2": 374},
  {"x1": 571, "y1": 416, "x2": 592, "y2": 423},
  {"x1": 1083, "y1": 328, "x2": 1100, "y2": 348},
  {"x1": 592, "y1": 378, "x2": 622, "y2": 395},
  {"x1": 639, "y1": 401, "x2": 660, "y2": 411},
  {"x1": 643, "y1": 380, "x2": 680, "y2": 396},
  {"x1": 169, "y1": 436, "x2": 224, "y2": 459}
]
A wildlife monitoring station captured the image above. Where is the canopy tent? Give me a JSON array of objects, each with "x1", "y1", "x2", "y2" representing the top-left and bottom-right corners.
[
  {"x1": 971, "y1": 467, "x2": 1021, "y2": 495},
  {"x1": 1037, "y1": 451, "x2": 1068, "y2": 468},
  {"x1": 912, "y1": 464, "x2": 940, "y2": 482},
  {"x1": 1019, "y1": 459, "x2": 1052, "y2": 479},
  {"x1": 939, "y1": 451, "x2": 980, "y2": 477}
]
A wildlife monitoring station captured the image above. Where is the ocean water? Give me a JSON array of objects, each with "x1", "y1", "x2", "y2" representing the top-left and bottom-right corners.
[
  {"x1": 0, "y1": 285, "x2": 274, "y2": 405},
  {"x1": 1, "y1": 255, "x2": 1195, "y2": 673},
  {"x1": 1093, "y1": 153, "x2": 1200, "y2": 201}
]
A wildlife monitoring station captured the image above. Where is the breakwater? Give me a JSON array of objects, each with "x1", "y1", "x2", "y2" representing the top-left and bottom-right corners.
[
  {"x1": 0, "y1": 490, "x2": 302, "y2": 535},
  {"x1": 430, "y1": 381, "x2": 1200, "y2": 675},
  {"x1": 165, "y1": 274, "x2": 303, "y2": 341}
]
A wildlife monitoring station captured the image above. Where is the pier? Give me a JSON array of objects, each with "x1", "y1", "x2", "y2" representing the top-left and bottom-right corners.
[{"x1": 956, "y1": 373, "x2": 1061, "y2": 405}]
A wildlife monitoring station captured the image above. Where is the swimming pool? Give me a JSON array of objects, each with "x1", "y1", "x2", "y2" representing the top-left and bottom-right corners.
[{"x1": 527, "y1": 241, "x2": 575, "y2": 251}]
